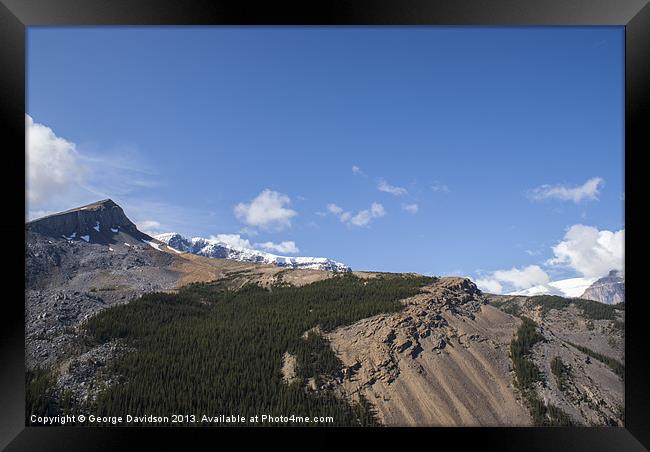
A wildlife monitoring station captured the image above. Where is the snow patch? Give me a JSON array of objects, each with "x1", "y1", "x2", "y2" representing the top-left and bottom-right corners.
[
  {"x1": 93, "y1": 221, "x2": 100, "y2": 232},
  {"x1": 62, "y1": 232, "x2": 77, "y2": 240},
  {"x1": 111, "y1": 227, "x2": 119, "y2": 233},
  {"x1": 124, "y1": 243, "x2": 131, "y2": 247},
  {"x1": 143, "y1": 240, "x2": 162, "y2": 251},
  {"x1": 80, "y1": 235, "x2": 90, "y2": 242}
]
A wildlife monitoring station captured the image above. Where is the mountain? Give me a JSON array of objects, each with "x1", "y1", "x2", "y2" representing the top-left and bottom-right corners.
[
  {"x1": 507, "y1": 277, "x2": 597, "y2": 298},
  {"x1": 580, "y1": 270, "x2": 625, "y2": 305},
  {"x1": 25, "y1": 199, "x2": 338, "y2": 369},
  {"x1": 154, "y1": 232, "x2": 351, "y2": 272},
  {"x1": 27, "y1": 198, "x2": 152, "y2": 245},
  {"x1": 24, "y1": 199, "x2": 624, "y2": 427}
]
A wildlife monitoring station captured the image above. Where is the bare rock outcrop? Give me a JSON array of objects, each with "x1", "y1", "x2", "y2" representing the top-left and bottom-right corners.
[{"x1": 328, "y1": 277, "x2": 531, "y2": 426}]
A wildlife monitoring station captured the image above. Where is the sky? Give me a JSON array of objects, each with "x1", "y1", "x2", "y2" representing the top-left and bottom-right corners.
[{"x1": 26, "y1": 27, "x2": 625, "y2": 293}]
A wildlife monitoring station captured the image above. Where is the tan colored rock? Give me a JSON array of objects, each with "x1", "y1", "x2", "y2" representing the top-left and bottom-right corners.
[{"x1": 327, "y1": 277, "x2": 531, "y2": 426}]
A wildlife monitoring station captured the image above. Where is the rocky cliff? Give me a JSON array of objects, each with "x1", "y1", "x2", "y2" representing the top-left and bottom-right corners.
[
  {"x1": 326, "y1": 277, "x2": 531, "y2": 425},
  {"x1": 580, "y1": 270, "x2": 625, "y2": 305}
]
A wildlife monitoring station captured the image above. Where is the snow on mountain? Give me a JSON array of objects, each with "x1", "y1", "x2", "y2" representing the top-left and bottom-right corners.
[
  {"x1": 508, "y1": 277, "x2": 598, "y2": 298},
  {"x1": 155, "y1": 232, "x2": 351, "y2": 272}
]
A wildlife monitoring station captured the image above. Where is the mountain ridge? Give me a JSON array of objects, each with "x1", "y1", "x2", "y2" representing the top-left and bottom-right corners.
[
  {"x1": 26, "y1": 198, "x2": 152, "y2": 245},
  {"x1": 155, "y1": 232, "x2": 351, "y2": 272}
]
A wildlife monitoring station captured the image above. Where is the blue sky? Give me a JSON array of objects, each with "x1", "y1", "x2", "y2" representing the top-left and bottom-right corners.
[{"x1": 27, "y1": 27, "x2": 624, "y2": 292}]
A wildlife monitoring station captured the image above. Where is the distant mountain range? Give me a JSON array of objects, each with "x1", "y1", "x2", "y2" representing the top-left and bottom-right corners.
[
  {"x1": 507, "y1": 270, "x2": 624, "y2": 305},
  {"x1": 25, "y1": 198, "x2": 350, "y2": 273},
  {"x1": 155, "y1": 232, "x2": 350, "y2": 272}
]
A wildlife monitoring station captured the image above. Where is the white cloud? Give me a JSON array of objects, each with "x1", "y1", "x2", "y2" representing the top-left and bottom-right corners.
[
  {"x1": 378, "y1": 179, "x2": 407, "y2": 196},
  {"x1": 327, "y1": 203, "x2": 344, "y2": 215},
  {"x1": 350, "y1": 202, "x2": 386, "y2": 226},
  {"x1": 431, "y1": 182, "x2": 450, "y2": 193},
  {"x1": 210, "y1": 233, "x2": 253, "y2": 250},
  {"x1": 493, "y1": 265, "x2": 550, "y2": 290},
  {"x1": 26, "y1": 114, "x2": 86, "y2": 204},
  {"x1": 206, "y1": 234, "x2": 300, "y2": 254},
  {"x1": 352, "y1": 165, "x2": 366, "y2": 177},
  {"x1": 26, "y1": 115, "x2": 166, "y2": 223},
  {"x1": 547, "y1": 225, "x2": 624, "y2": 278},
  {"x1": 402, "y1": 203, "x2": 419, "y2": 214},
  {"x1": 527, "y1": 177, "x2": 604, "y2": 203},
  {"x1": 474, "y1": 265, "x2": 550, "y2": 294},
  {"x1": 350, "y1": 210, "x2": 373, "y2": 226},
  {"x1": 138, "y1": 220, "x2": 161, "y2": 230},
  {"x1": 324, "y1": 202, "x2": 386, "y2": 227},
  {"x1": 234, "y1": 189, "x2": 297, "y2": 231},
  {"x1": 256, "y1": 240, "x2": 300, "y2": 254},
  {"x1": 137, "y1": 220, "x2": 162, "y2": 235},
  {"x1": 475, "y1": 278, "x2": 504, "y2": 294},
  {"x1": 370, "y1": 202, "x2": 385, "y2": 217}
]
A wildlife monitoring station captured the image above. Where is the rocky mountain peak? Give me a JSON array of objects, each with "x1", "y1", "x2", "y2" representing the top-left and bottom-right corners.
[
  {"x1": 580, "y1": 269, "x2": 625, "y2": 305},
  {"x1": 427, "y1": 277, "x2": 485, "y2": 305},
  {"x1": 26, "y1": 199, "x2": 149, "y2": 244}
]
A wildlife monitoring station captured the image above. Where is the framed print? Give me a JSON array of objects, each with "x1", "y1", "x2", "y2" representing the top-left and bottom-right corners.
[{"x1": 1, "y1": 0, "x2": 648, "y2": 450}]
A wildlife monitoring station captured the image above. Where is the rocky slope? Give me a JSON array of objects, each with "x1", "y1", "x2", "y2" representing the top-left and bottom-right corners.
[
  {"x1": 580, "y1": 270, "x2": 625, "y2": 305},
  {"x1": 324, "y1": 280, "x2": 624, "y2": 426},
  {"x1": 155, "y1": 232, "x2": 350, "y2": 272},
  {"x1": 326, "y1": 277, "x2": 531, "y2": 426},
  {"x1": 485, "y1": 293, "x2": 624, "y2": 425}
]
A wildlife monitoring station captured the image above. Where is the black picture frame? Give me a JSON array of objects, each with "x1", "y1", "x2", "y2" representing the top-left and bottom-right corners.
[{"x1": 1, "y1": 1, "x2": 647, "y2": 449}]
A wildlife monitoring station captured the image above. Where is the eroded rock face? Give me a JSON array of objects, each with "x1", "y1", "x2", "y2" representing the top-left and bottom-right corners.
[
  {"x1": 328, "y1": 277, "x2": 531, "y2": 426},
  {"x1": 580, "y1": 270, "x2": 625, "y2": 305}
]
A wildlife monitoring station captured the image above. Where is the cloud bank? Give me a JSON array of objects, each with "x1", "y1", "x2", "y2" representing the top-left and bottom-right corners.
[
  {"x1": 547, "y1": 225, "x2": 624, "y2": 278},
  {"x1": 475, "y1": 265, "x2": 550, "y2": 294}
]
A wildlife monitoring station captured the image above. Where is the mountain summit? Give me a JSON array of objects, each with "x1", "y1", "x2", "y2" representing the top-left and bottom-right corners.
[
  {"x1": 155, "y1": 232, "x2": 351, "y2": 272},
  {"x1": 580, "y1": 270, "x2": 625, "y2": 305},
  {"x1": 26, "y1": 199, "x2": 151, "y2": 245}
]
